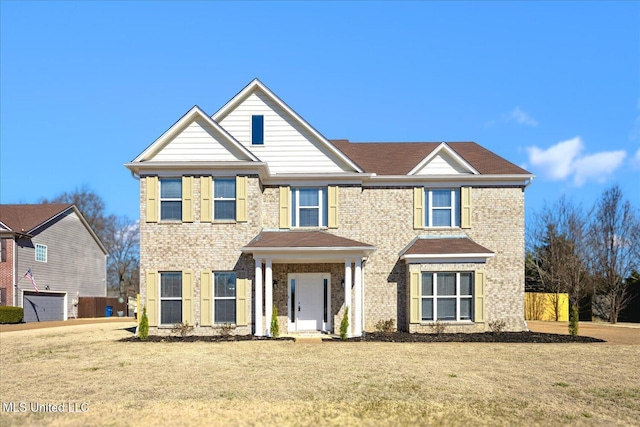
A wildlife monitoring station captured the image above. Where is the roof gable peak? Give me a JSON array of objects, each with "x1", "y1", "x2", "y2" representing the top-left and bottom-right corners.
[{"x1": 408, "y1": 142, "x2": 479, "y2": 176}]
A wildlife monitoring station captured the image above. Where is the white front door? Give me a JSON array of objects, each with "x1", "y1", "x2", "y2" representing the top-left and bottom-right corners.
[{"x1": 289, "y1": 273, "x2": 331, "y2": 332}]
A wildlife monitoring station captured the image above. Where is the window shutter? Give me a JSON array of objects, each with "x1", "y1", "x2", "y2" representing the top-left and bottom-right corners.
[
  {"x1": 146, "y1": 270, "x2": 158, "y2": 326},
  {"x1": 328, "y1": 186, "x2": 339, "y2": 228},
  {"x1": 236, "y1": 176, "x2": 248, "y2": 222},
  {"x1": 279, "y1": 186, "x2": 291, "y2": 229},
  {"x1": 461, "y1": 186, "x2": 472, "y2": 229},
  {"x1": 200, "y1": 271, "x2": 212, "y2": 326},
  {"x1": 182, "y1": 176, "x2": 194, "y2": 223},
  {"x1": 200, "y1": 176, "x2": 212, "y2": 223},
  {"x1": 474, "y1": 270, "x2": 486, "y2": 323},
  {"x1": 413, "y1": 187, "x2": 424, "y2": 229},
  {"x1": 236, "y1": 278, "x2": 248, "y2": 326},
  {"x1": 146, "y1": 176, "x2": 158, "y2": 223},
  {"x1": 409, "y1": 271, "x2": 421, "y2": 324},
  {"x1": 182, "y1": 270, "x2": 194, "y2": 325}
]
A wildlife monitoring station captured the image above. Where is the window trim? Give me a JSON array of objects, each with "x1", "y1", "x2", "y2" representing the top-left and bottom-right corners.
[
  {"x1": 421, "y1": 272, "x2": 473, "y2": 322},
  {"x1": 425, "y1": 188, "x2": 460, "y2": 228},
  {"x1": 159, "y1": 271, "x2": 182, "y2": 326},
  {"x1": 213, "y1": 271, "x2": 237, "y2": 325},
  {"x1": 35, "y1": 243, "x2": 47, "y2": 263},
  {"x1": 159, "y1": 178, "x2": 182, "y2": 222},
  {"x1": 212, "y1": 178, "x2": 236, "y2": 221},
  {"x1": 291, "y1": 187, "x2": 328, "y2": 228}
]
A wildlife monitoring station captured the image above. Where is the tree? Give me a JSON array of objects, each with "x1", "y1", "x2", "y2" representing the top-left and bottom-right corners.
[
  {"x1": 588, "y1": 186, "x2": 640, "y2": 323},
  {"x1": 526, "y1": 197, "x2": 589, "y2": 321},
  {"x1": 41, "y1": 187, "x2": 140, "y2": 298}
]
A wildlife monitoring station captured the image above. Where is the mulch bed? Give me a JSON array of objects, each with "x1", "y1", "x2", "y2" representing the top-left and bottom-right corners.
[{"x1": 120, "y1": 331, "x2": 604, "y2": 343}]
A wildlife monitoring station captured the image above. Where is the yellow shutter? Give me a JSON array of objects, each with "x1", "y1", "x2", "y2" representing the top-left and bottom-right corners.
[
  {"x1": 200, "y1": 271, "x2": 212, "y2": 326},
  {"x1": 146, "y1": 176, "x2": 158, "y2": 223},
  {"x1": 146, "y1": 270, "x2": 158, "y2": 326},
  {"x1": 474, "y1": 270, "x2": 486, "y2": 323},
  {"x1": 200, "y1": 176, "x2": 212, "y2": 223},
  {"x1": 461, "y1": 186, "x2": 472, "y2": 229},
  {"x1": 236, "y1": 176, "x2": 248, "y2": 222},
  {"x1": 236, "y1": 278, "x2": 248, "y2": 326},
  {"x1": 409, "y1": 271, "x2": 421, "y2": 324},
  {"x1": 182, "y1": 270, "x2": 194, "y2": 325},
  {"x1": 413, "y1": 187, "x2": 424, "y2": 229},
  {"x1": 328, "y1": 185, "x2": 339, "y2": 229},
  {"x1": 279, "y1": 186, "x2": 291, "y2": 229},
  {"x1": 182, "y1": 176, "x2": 194, "y2": 223}
]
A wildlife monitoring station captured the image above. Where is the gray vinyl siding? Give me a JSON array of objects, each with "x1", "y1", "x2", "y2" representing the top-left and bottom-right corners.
[{"x1": 15, "y1": 209, "x2": 106, "y2": 318}]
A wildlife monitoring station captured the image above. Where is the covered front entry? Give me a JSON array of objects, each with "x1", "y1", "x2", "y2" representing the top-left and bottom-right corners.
[{"x1": 289, "y1": 273, "x2": 330, "y2": 333}]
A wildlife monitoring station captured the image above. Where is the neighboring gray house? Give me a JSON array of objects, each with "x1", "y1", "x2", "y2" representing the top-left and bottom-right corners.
[
  {"x1": 126, "y1": 79, "x2": 534, "y2": 337},
  {"x1": 0, "y1": 204, "x2": 108, "y2": 322}
]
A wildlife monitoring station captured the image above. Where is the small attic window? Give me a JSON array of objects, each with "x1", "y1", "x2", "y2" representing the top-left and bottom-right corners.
[{"x1": 251, "y1": 115, "x2": 264, "y2": 145}]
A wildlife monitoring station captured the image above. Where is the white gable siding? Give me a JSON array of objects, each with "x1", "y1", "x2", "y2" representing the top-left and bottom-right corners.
[
  {"x1": 218, "y1": 91, "x2": 349, "y2": 174},
  {"x1": 415, "y1": 152, "x2": 472, "y2": 175},
  {"x1": 152, "y1": 118, "x2": 246, "y2": 162}
]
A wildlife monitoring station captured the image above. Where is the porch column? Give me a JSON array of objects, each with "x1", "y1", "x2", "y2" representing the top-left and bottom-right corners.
[
  {"x1": 344, "y1": 258, "x2": 352, "y2": 338},
  {"x1": 254, "y1": 258, "x2": 263, "y2": 336},
  {"x1": 354, "y1": 257, "x2": 362, "y2": 337},
  {"x1": 264, "y1": 259, "x2": 273, "y2": 337}
]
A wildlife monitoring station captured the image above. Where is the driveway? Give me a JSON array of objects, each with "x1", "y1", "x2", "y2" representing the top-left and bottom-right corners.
[
  {"x1": 527, "y1": 320, "x2": 640, "y2": 345},
  {"x1": 0, "y1": 317, "x2": 135, "y2": 333}
]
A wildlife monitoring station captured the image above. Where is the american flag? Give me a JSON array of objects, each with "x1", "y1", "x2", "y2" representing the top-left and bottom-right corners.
[{"x1": 24, "y1": 269, "x2": 39, "y2": 292}]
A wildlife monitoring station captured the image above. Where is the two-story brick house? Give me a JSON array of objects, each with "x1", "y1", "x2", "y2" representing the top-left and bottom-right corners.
[{"x1": 126, "y1": 79, "x2": 533, "y2": 336}]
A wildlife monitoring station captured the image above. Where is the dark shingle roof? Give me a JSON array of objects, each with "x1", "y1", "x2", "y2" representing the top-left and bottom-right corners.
[
  {"x1": 0, "y1": 204, "x2": 73, "y2": 234},
  {"x1": 402, "y1": 237, "x2": 493, "y2": 256},
  {"x1": 244, "y1": 230, "x2": 374, "y2": 249},
  {"x1": 330, "y1": 140, "x2": 530, "y2": 176}
]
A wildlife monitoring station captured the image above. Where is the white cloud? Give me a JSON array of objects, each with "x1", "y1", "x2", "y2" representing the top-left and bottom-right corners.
[
  {"x1": 504, "y1": 107, "x2": 538, "y2": 127},
  {"x1": 572, "y1": 150, "x2": 626, "y2": 186},
  {"x1": 526, "y1": 137, "x2": 627, "y2": 186},
  {"x1": 526, "y1": 137, "x2": 583, "y2": 180}
]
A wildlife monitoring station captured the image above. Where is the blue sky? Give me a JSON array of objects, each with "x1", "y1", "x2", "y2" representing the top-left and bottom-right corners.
[{"x1": 1, "y1": 1, "x2": 639, "y2": 223}]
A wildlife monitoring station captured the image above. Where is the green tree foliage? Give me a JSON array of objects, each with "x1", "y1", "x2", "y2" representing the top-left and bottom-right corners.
[
  {"x1": 139, "y1": 306, "x2": 149, "y2": 341},
  {"x1": 340, "y1": 307, "x2": 349, "y2": 340},
  {"x1": 270, "y1": 306, "x2": 279, "y2": 338}
]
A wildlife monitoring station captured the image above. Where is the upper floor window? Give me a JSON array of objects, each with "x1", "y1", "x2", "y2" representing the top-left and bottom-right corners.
[
  {"x1": 426, "y1": 188, "x2": 460, "y2": 227},
  {"x1": 421, "y1": 272, "x2": 473, "y2": 322},
  {"x1": 160, "y1": 272, "x2": 182, "y2": 325},
  {"x1": 213, "y1": 178, "x2": 236, "y2": 220},
  {"x1": 251, "y1": 115, "x2": 264, "y2": 145},
  {"x1": 160, "y1": 178, "x2": 182, "y2": 221},
  {"x1": 291, "y1": 187, "x2": 328, "y2": 227},
  {"x1": 35, "y1": 244, "x2": 47, "y2": 263},
  {"x1": 1, "y1": 239, "x2": 7, "y2": 262},
  {"x1": 214, "y1": 272, "x2": 236, "y2": 324}
]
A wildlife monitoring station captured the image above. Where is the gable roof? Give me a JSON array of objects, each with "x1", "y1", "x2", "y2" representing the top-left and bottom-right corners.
[
  {"x1": 212, "y1": 79, "x2": 363, "y2": 173},
  {"x1": 331, "y1": 140, "x2": 531, "y2": 176},
  {"x1": 131, "y1": 105, "x2": 260, "y2": 163},
  {"x1": 0, "y1": 204, "x2": 108, "y2": 254},
  {"x1": 399, "y1": 236, "x2": 494, "y2": 263}
]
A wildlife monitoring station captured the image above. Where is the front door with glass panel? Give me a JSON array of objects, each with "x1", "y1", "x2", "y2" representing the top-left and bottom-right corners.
[{"x1": 288, "y1": 273, "x2": 331, "y2": 332}]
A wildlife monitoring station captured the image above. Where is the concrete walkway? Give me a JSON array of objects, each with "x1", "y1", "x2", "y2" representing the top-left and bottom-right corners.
[{"x1": 0, "y1": 317, "x2": 136, "y2": 333}]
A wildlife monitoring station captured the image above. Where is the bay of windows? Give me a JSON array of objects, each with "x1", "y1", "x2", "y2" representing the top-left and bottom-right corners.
[
  {"x1": 291, "y1": 187, "x2": 328, "y2": 227},
  {"x1": 421, "y1": 272, "x2": 473, "y2": 321}
]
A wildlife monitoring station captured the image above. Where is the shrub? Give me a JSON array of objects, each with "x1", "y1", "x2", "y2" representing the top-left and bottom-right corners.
[
  {"x1": 138, "y1": 306, "x2": 149, "y2": 341},
  {"x1": 171, "y1": 321, "x2": 194, "y2": 338},
  {"x1": 569, "y1": 305, "x2": 579, "y2": 336},
  {"x1": 270, "y1": 306, "x2": 280, "y2": 338},
  {"x1": 374, "y1": 318, "x2": 395, "y2": 334},
  {"x1": 219, "y1": 323, "x2": 235, "y2": 337},
  {"x1": 488, "y1": 319, "x2": 506, "y2": 334},
  {"x1": 0, "y1": 306, "x2": 23, "y2": 324},
  {"x1": 429, "y1": 320, "x2": 446, "y2": 334},
  {"x1": 340, "y1": 307, "x2": 349, "y2": 340}
]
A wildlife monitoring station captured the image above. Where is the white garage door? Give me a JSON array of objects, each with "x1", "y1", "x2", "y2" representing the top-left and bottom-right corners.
[{"x1": 23, "y1": 291, "x2": 66, "y2": 322}]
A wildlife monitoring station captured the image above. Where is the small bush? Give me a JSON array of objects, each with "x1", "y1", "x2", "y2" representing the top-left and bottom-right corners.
[
  {"x1": 429, "y1": 320, "x2": 446, "y2": 334},
  {"x1": 340, "y1": 307, "x2": 349, "y2": 340},
  {"x1": 0, "y1": 306, "x2": 23, "y2": 324},
  {"x1": 270, "y1": 306, "x2": 280, "y2": 338},
  {"x1": 488, "y1": 319, "x2": 506, "y2": 334},
  {"x1": 569, "y1": 305, "x2": 579, "y2": 336},
  {"x1": 374, "y1": 318, "x2": 395, "y2": 334},
  {"x1": 219, "y1": 323, "x2": 236, "y2": 337},
  {"x1": 138, "y1": 306, "x2": 149, "y2": 341},
  {"x1": 171, "y1": 321, "x2": 194, "y2": 338}
]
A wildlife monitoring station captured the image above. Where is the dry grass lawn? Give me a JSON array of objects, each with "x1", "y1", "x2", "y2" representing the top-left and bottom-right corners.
[{"x1": 1, "y1": 322, "x2": 639, "y2": 426}]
